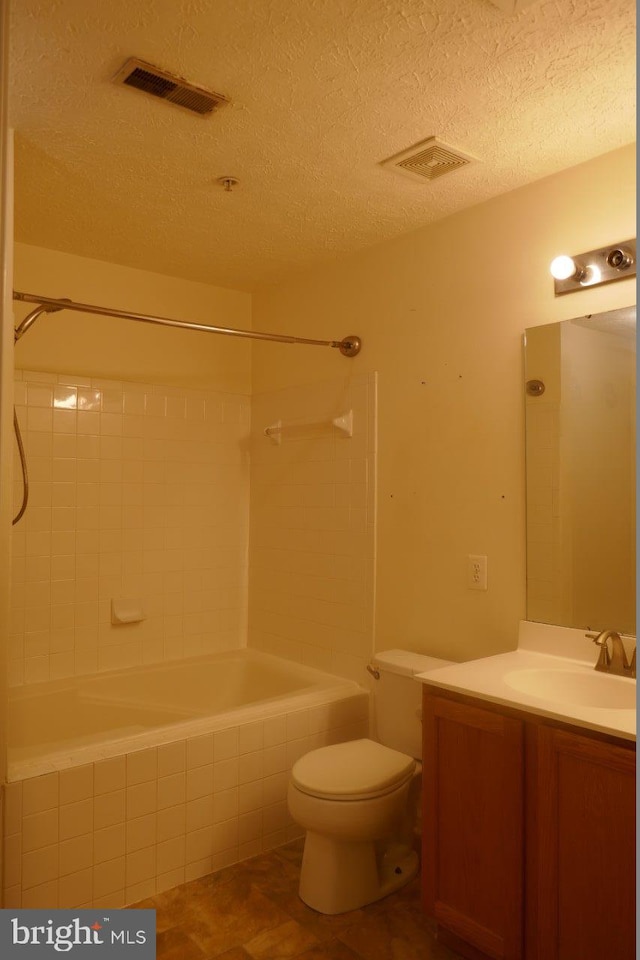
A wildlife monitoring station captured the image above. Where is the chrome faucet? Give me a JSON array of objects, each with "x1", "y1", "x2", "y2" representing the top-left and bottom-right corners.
[{"x1": 585, "y1": 630, "x2": 636, "y2": 678}]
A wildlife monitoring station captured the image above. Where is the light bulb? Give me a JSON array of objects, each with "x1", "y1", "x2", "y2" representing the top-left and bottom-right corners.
[
  {"x1": 550, "y1": 255, "x2": 578, "y2": 281},
  {"x1": 579, "y1": 264, "x2": 601, "y2": 286}
]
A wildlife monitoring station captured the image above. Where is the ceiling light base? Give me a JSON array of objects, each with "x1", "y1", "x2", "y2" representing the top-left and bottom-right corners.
[{"x1": 552, "y1": 239, "x2": 636, "y2": 295}]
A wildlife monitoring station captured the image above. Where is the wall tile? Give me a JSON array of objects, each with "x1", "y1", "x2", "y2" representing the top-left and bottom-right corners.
[
  {"x1": 93, "y1": 857, "x2": 125, "y2": 899},
  {"x1": 186, "y1": 765, "x2": 213, "y2": 803},
  {"x1": 238, "y1": 722, "x2": 263, "y2": 755},
  {"x1": 93, "y1": 824, "x2": 126, "y2": 864},
  {"x1": 238, "y1": 752, "x2": 263, "y2": 785},
  {"x1": 212, "y1": 819, "x2": 238, "y2": 855},
  {"x1": 157, "y1": 742, "x2": 186, "y2": 778},
  {"x1": 93, "y1": 790, "x2": 126, "y2": 830},
  {"x1": 125, "y1": 846, "x2": 156, "y2": 886},
  {"x1": 22, "y1": 880, "x2": 59, "y2": 909},
  {"x1": 186, "y1": 797, "x2": 213, "y2": 834},
  {"x1": 59, "y1": 765, "x2": 93, "y2": 806},
  {"x1": 59, "y1": 799, "x2": 93, "y2": 841},
  {"x1": 22, "y1": 774, "x2": 58, "y2": 817},
  {"x1": 156, "y1": 805, "x2": 186, "y2": 844},
  {"x1": 186, "y1": 735, "x2": 214, "y2": 770},
  {"x1": 126, "y1": 782, "x2": 157, "y2": 820},
  {"x1": 12, "y1": 372, "x2": 250, "y2": 684},
  {"x1": 94, "y1": 757, "x2": 126, "y2": 796},
  {"x1": 4, "y1": 782, "x2": 23, "y2": 836},
  {"x1": 126, "y1": 749, "x2": 158, "y2": 786},
  {"x1": 212, "y1": 788, "x2": 238, "y2": 824},
  {"x1": 59, "y1": 867, "x2": 93, "y2": 908},
  {"x1": 3, "y1": 833, "x2": 22, "y2": 887},
  {"x1": 126, "y1": 814, "x2": 157, "y2": 854},
  {"x1": 213, "y1": 728, "x2": 238, "y2": 760},
  {"x1": 157, "y1": 774, "x2": 186, "y2": 811},
  {"x1": 59, "y1": 835, "x2": 93, "y2": 877},
  {"x1": 22, "y1": 843, "x2": 59, "y2": 889}
]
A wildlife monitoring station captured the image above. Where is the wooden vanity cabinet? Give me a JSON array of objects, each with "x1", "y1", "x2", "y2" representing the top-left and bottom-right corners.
[
  {"x1": 421, "y1": 686, "x2": 636, "y2": 960},
  {"x1": 421, "y1": 690, "x2": 525, "y2": 960},
  {"x1": 527, "y1": 724, "x2": 636, "y2": 960}
]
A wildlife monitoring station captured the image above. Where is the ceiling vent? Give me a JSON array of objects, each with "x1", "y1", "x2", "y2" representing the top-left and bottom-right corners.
[
  {"x1": 113, "y1": 58, "x2": 228, "y2": 116},
  {"x1": 381, "y1": 137, "x2": 477, "y2": 184}
]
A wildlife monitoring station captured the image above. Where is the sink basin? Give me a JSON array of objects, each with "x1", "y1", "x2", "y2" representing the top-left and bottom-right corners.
[{"x1": 504, "y1": 667, "x2": 636, "y2": 710}]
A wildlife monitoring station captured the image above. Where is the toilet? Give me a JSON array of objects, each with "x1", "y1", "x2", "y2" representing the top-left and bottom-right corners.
[{"x1": 287, "y1": 649, "x2": 451, "y2": 914}]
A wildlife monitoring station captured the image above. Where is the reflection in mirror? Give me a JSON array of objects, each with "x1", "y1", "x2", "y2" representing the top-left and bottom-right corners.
[{"x1": 524, "y1": 306, "x2": 636, "y2": 635}]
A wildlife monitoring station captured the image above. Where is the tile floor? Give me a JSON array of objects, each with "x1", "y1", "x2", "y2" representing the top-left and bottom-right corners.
[{"x1": 134, "y1": 840, "x2": 463, "y2": 960}]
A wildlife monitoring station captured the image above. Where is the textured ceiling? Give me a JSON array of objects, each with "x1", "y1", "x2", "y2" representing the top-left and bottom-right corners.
[{"x1": 9, "y1": 0, "x2": 636, "y2": 291}]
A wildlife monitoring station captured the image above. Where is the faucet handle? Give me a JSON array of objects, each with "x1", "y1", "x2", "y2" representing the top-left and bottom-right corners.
[{"x1": 585, "y1": 631, "x2": 611, "y2": 670}]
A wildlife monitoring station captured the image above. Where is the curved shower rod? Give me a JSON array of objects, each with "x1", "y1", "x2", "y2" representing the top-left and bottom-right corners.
[{"x1": 13, "y1": 291, "x2": 362, "y2": 357}]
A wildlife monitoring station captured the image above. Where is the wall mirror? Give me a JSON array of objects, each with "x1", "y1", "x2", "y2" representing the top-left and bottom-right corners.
[{"x1": 524, "y1": 305, "x2": 636, "y2": 636}]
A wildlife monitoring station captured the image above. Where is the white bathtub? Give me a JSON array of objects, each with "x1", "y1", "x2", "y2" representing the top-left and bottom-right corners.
[
  {"x1": 4, "y1": 649, "x2": 369, "y2": 908},
  {"x1": 7, "y1": 649, "x2": 363, "y2": 781}
]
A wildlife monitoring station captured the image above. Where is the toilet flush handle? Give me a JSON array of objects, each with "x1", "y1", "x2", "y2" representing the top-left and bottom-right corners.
[{"x1": 366, "y1": 664, "x2": 380, "y2": 680}]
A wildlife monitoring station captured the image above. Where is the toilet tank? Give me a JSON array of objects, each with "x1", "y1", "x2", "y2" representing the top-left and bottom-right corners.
[{"x1": 371, "y1": 649, "x2": 452, "y2": 758}]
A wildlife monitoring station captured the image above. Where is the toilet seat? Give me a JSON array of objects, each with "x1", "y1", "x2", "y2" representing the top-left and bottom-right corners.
[{"x1": 291, "y1": 738, "x2": 416, "y2": 801}]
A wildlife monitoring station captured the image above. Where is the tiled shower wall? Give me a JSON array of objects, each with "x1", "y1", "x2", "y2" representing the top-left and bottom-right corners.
[
  {"x1": 10, "y1": 370, "x2": 250, "y2": 685},
  {"x1": 248, "y1": 374, "x2": 376, "y2": 683}
]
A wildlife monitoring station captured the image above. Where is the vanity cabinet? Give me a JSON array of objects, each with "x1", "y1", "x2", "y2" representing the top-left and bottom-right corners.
[
  {"x1": 421, "y1": 687, "x2": 636, "y2": 960},
  {"x1": 527, "y1": 724, "x2": 636, "y2": 960}
]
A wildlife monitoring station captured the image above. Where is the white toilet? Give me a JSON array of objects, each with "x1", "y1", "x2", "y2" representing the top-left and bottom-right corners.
[{"x1": 287, "y1": 649, "x2": 451, "y2": 914}]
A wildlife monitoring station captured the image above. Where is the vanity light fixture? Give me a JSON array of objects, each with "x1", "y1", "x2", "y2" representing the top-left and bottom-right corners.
[{"x1": 550, "y1": 239, "x2": 636, "y2": 295}]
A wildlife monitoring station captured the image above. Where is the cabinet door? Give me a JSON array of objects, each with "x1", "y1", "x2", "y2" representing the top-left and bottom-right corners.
[
  {"x1": 530, "y1": 726, "x2": 636, "y2": 960},
  {"x1": 422, "y1": 690, "x2": 524, "y2": 960}
]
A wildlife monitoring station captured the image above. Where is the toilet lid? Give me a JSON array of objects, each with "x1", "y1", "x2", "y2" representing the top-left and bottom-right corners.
[{"x1": 291, "y1": 738, "x2": 416, "y2": 800}]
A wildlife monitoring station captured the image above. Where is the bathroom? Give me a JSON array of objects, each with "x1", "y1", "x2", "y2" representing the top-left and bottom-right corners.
[{"x1": 0, "y1": 1, "x2": 635, "y2": 958}]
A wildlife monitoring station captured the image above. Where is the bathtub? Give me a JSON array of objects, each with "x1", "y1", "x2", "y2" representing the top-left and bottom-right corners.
[
  {"x1": 7, "y1": 649, "x2": 364, "y2": 781},
  {"x1": 3, "y1": 649, "x2": 370, "y2": 909}
]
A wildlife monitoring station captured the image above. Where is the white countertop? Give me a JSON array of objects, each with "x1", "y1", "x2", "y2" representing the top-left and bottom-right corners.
[{"x1": 416, "y1": 631, "x2": 636, "y2": 742}]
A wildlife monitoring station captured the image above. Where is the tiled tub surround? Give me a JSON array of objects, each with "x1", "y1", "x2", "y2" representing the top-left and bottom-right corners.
[
  {"x1": 248, "y1": 374, "x2": 377, "y2": 683},
  {"x1": 5, "y1": 369, "x2": 377, "y2": 908},
  {"x1": 10, "y1": 369, "x2": 250, "y2": 686},
  {"x1": 3, "y1": 670, "x2": 369, "y2": 909}
]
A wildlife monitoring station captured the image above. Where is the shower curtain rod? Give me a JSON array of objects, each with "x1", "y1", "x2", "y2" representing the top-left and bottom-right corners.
[{"x1": 12, "y1": 291, "x2": 362, "y2": 357}]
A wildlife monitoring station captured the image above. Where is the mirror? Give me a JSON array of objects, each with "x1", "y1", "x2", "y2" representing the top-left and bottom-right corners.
[{"x1": 524, "y1": 306, "x2": 636, "y2": 635}]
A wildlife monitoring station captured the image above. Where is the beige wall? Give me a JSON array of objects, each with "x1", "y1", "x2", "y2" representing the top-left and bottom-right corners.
[
  {"x1": 251, "y1": 144, "x2": 636, "y2": 662},
  {"x1": 13, "y1": 244, "x2": 252, "y2": 392}
]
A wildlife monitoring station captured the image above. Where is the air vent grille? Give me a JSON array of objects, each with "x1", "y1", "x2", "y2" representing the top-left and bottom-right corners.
[
  {"x1": 113, "y1": 58, "x2": 228, "y2": 116},
  {"x1": 381, "y1": 137, "x2": 477, "y2": 184},
  {"x1": 398, "y1": 144, "x2": 470, "y2": 181}
]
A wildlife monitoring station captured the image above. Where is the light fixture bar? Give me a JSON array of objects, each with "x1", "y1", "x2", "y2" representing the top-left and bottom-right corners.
[{"x1": 551, "y1": 239, "x2": 636, "y2": 296}]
